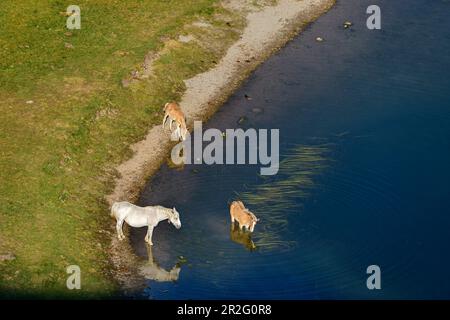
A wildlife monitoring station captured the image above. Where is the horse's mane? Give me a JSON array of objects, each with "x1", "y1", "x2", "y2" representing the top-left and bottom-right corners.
[
  {"x1": 244, "y1": 208, "x2": 258, "y2": 222},
  {"x1": 154, "y1": 205, "x2": 173, "y2": 216}
]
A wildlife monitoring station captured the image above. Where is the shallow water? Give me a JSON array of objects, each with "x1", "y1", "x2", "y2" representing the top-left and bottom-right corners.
[{"x1": 130, "y1": 0, "x2": 450, "y2": 299}]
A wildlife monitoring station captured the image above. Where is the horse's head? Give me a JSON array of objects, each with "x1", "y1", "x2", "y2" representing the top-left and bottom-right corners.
[
  {"x1": 168, "y1": 207, "x2": 181, "y2": 229},
  {"x1": 244, "y1": 208, "x2": 259, "y2": 222},
  {"x1": 163, "y1": 102, "x2": 170, "y2": 112}
]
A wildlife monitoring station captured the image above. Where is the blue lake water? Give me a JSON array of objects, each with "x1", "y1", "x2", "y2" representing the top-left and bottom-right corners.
[{"x1": 131, "y1": 0, "x2": 450, "y2": 299}]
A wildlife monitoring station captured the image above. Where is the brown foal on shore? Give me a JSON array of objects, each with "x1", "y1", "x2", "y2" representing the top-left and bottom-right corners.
[{"x1": 163, "y1": 102, "x2": 187, "y2": 141}]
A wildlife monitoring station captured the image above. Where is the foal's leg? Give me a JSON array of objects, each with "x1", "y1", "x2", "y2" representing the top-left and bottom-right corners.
[
  {"x1": 120, "y1": 222, "x2": 126, "y2": 239},
  {"x1": 174, "y1": 125, "x2": 179, "y2": 140},
  {"x1": 180, "y1": 126, "x2": 186, "y2": 141},
  {"x1": 175, "y1": 125, "x2": 182, "y2": 141},
  {"x1": 170, "y1": 119, "x2": 176, "y2": 131},
  {"x1": 145, "y1": 225, "x2": 154, "y2": 245},
  {"x1": 162, "y1": 114, "x2": 168, "y2": 128}
]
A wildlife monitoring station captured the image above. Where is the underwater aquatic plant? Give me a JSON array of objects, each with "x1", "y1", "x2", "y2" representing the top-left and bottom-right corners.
[{"x1": 237, "y1": 143, "x2": 332, "y2": 252}]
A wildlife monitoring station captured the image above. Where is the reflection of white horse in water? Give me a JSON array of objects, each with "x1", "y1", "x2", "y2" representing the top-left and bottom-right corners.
[
  {"x1": 139, "y1": 244, "x2": 181, "y2": 282},
  {"x1": 111, "y1": 201, "x2": 181, "y2": 245}
]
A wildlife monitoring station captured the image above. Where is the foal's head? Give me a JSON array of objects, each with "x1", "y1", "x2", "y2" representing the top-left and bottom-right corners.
[{"x1": 168, "y1": 207, "x2": 181, "y2": 229}]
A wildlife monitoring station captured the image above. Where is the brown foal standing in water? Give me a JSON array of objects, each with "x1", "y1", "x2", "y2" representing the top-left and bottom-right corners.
[{"x1": 230, "y1": 200, "x2": 259, "y2": 232}]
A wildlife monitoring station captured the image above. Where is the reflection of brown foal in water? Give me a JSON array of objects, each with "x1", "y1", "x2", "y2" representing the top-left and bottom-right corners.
[
  {"x1": 230, "y1": 224, "x2": 256, "y2": 251},
  {"x1": 139, "y1": 244, "x2": 181, "y2": 282}
]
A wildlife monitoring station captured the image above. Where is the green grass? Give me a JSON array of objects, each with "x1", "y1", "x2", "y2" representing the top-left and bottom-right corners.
[{"x1": 0, "y1": 0, "x2": 246, "y2": 297}]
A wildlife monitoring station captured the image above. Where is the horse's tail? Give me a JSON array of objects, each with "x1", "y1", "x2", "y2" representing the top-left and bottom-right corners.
[
  {"x1": 235, "y1": 200, "x2": 245, "y2": 209},
  {"x1": 110, "y1": 202, "x2": 119, "y2": 217}
]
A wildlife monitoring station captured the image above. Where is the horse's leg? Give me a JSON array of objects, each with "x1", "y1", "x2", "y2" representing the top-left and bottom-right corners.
[
  {"x1": 116, "y1": 220, "x2": 124, "y2": 240},
  {"x1": 120, "y1": 222, "x2": 126, "y2": 240},
  {"x1": 180, "y1": 126, "x2": 186, "y2": 141},
  {"x1": 145, "y1": 226, "x2": 154, "y2": 245},
  {"x1": 175, "y1": 125, "x2": 182, "y2": 141},
  {"x1": 170, "y1": 124, "x2": 179, "y2": 140}
]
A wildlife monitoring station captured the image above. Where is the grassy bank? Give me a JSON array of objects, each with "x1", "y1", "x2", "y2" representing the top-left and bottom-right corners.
[{"x1": 0, "y1": 0, "x2": 246, "y2": 297}]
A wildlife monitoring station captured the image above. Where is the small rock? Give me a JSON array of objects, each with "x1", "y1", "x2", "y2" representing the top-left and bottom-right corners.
[
  {"x1": 65, "y1": 42, "x2": 74, "y2": 49},
  {"x1": 343, "y1": 21, "x2": 353, "y2": 29},
  {"x1": 192, "y1": 21, "x2": 212, "y2": 28},
  {"x1": 115, "y1": 50, "x2": 129, "y2": 57},
  {"x1": 0, "y1": 253, "x2": 16, "y2": 262},
  {"x1": 131, "y1": 70, "x2": 139, "y2": 79},
  {"x1": 252, "y1": 107, "x2": 263, "y2": 114},
  {"x1": 237, "y1": 116, "x2": 248, "y2": 125},
  {"x1": 178, "y1": 34, "x2": 194, "y2": 43},
  {"x1": 26, "y1": 100, "x2": 34, "y2": 104},
  {"x1": 315, "y1": 37, "x2": 324, "y2": 42},
  {"x1": 121, "y1": 78, "x2": 131, "y2": 88}
]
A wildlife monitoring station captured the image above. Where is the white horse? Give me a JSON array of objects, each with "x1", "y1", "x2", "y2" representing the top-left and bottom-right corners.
[{"x1": 111, "y1": 201, "x2": 181, "y2": 245}]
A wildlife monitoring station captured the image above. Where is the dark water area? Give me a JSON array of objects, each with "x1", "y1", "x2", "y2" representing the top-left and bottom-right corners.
[{"x1": 130, "y1": 0, "x2": 450, "y2": 299}]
